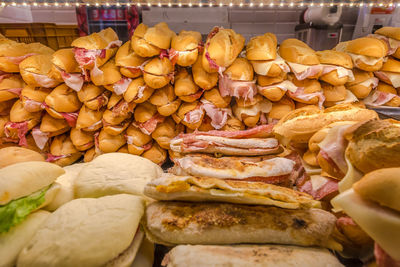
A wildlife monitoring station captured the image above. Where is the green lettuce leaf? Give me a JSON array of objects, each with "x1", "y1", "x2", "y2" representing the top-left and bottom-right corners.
[{"x1": 0, "y1": 186, "x2": 49, "y2": 234}]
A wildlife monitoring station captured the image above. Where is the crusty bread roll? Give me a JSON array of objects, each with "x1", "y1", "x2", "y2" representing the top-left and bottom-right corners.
[
  {"x1": 246, "y1": 33, "x2": 277, "y2": 61},
  {"x1": 376, "y1": 82, "x2": 400, "y2": 107},
  {"x1": 143, "y1": 57, "x2": 173, "y2": 89},
  {"x1": 268, "y1": 96, "x2": 295, "y2": 120},
  {"x1": 288, "y1": 75, "x2": 322, "y2": 105},
  {"x1": 174, "y1": 68, "x2": 202, "y2": 102},
  {"x1": 202, "y1": 27, "x2": 245, "y2": 73},
  {"x1": 142, "y1": 142, "x2": 167, "y2": 165},
  {"x1": 345, "y1": 69, "x2": 376, "y2": 99},
  {"x1": 115, "y1": 41, "x2": 147, "y2": 78},
  {"x1": 48, "y1": 134, "x2": 81, "y2": 167},
  {"x1": 50, "y1": 48, "x2": 81, "y2": 82},
  {"x1": 257, "y1": 71, "x2": 287, "y2": 101},
  {"x1": 74, "y1": 153, "x2": 162, "y2": 198},
  {"x1": 76, "y1": 105, "x2": 103, "y2": 132},
  {"x1": 44, "y1": 84, "x2": 82, "y2": 120},
  {"x1": 345, "y1": 37, "x2": 388, "y2": 71},
  {"x1": 171, "y1": 30, "x2": 202, "y2": 67},
  {"x1": 0, "y1": 40, "x2": 53, "y2": 73},
  {"x1": 149, "y1": 84, "x2": 181, "y2": 116},
  {"x1": 70, "y1": 128, "x2": 94, "y2": 151},
  {"x1": 375, "y1": 26, "x2": 400, "y2": 59},
  {"x1": 91, "y1": 59, "x2": 121, "y2": 87},
  {"x1": 0, "y1": 75, "x2": 25, "y2": 102},
  {"x1": 40, "y1": 113, "x2": 70, "y2": 137},
  {"x1": 279, "y1": 38, "x2": 319, "y2": 65},
  {"x1": 124, "y1": 77, "x2": 154, "y2": 104},
  {"x1": 273, "y1": 104, "x2": 378, "y2": 144},
  {"x1": 151, "y1": 117, "x2": 183, "y2": 149},
  {"x1": 224, "y1": 58, "x2": 254, "y2": 81},
  {"x1": 346, "y1": 119, "x2": 400, "y2": 173},
  {"x1": 71, "y1": 27, "x2": 120, "y2": 70},
  {"x1": 98, "y1": 130, "x2": 126, "y2": 153},
  {"x1": 317, "y1": 50, "x2": 354, "y2": 86},
  {"x1": 20, "y1": 85, "x2": 51, "y2": 112},
  {"x1": 192, "y1": 55, "x2": 218, "y2": 90},
  {"x1": 322, "y1": 83, "x2": 347, "y2": 103},
  {"x1": 19, "y1": 54, "x2": 60, "y2": 88},
  {"x1": 203, "y1": 88, "x2": 231, "y2": 108},
  {"x1": 77, "y1": 83, "x2": 110, "y2": 111},
  {"x1": 174, "y1": 101, "x2": 204, "y2": 130},
  {"x1": 125, "y1": 124, "x2": 152, "y2": 155},
  {"x1": 162, "y1": 245, "x2": 344, "y2": 267},
  {"x1": 0, "y1": 147, "x2": 44, "y2": 168},
  {"x1": 353, "y1": 168, "x2": 400, "y2": 212}
]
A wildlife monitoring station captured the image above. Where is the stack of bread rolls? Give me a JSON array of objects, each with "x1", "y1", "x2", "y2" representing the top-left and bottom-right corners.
[{"x1": 1, "y1": 23, "x2": 400, "y2": 166}]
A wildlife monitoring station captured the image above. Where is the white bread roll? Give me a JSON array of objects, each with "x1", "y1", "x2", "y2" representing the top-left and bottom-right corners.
[
  {"x1": 0, "y1": 162, "x2": 64, "y2": 205},
  {"x1": 74, "y1": 153, "x2": 163, "y2": 198},
  {"x1": 0, "y1": 210, "x2": 51, "y2": 267},
  {"x1": 0, "y1": 147, "x2": 44, "y2": 168},
  {"x1": 45, "y1": 163, "x2": 86, "y2": 211},
  {"x1": 17, "y1": 194, "x2": 145, "y2": 267}
]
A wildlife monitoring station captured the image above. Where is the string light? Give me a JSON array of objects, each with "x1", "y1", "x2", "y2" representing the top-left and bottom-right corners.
[{"x1": 5, "y1": 1, "x2": 400, "y2": 8}]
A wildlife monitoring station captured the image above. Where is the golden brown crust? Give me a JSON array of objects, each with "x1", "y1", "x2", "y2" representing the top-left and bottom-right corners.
[
  {"x1": 192, "y1": 55, "x2": 219, "y2": 90},
  {"x1": 316, "y1": 50, "x2": 353, "y2": 69},
  {"x1": 203, "y1": 88, "x2": 231, "y2": 108},
  {"x1": 346, "y1": 119, "x2": 400, "y2": 173},
  {"x1": 380, "y1": 57, "x2": 400, "y2": 73},
  {"x1": 142, "y1": 143, "x2": 167, "y2": 165},
  {"x1": 377, "y1": 82, "x2": 400, "y2": 107},
  {"x1": 322, "y1": 83, "x2": 347, "y2": 102},
  {"x1": 202, "y1": 28, "x2": 245, "y2": 73},
  {"x1": 279, "y1": 39, "x2": 319, "y2": 65},
  {"x1": 98, "y1": 129, "x2": 126, "y2": 153},
  {"x1": 49, "y1": 134, "x2": 82, "y2": 166},
  {"x1": 375, "y1": 27, "x2": 400, "y2": 41},
  {"x1": 268, "y1": 96, "x2": 295, "y2": 120},
  {"x1": 51, "y1": 48, "x2": 80, "y2": 73},
  {"x1": 346, "y1": 37, "x2": 388, "y2": 58},
  {"x1": 246, "y1": 33, "x2": 277, "y2": 61},
  {"x1": 224, "y1": 58, "x2": 254, "y2": 81},
  {"x1": 353, "y1": 168, "x2": 400, "y2": 211},
  {"x1": 134, "y1": 102, "x2": 157, "y2": 123},
  {"x1": 70, "y1": 128, "x2": 94, "y2": 151},
  {"x1": 44, "y1": 84, "x2": 82, "y2": 113},
  {"x1": 40, "y1": 113, "x2": 70, "y2": 135}
]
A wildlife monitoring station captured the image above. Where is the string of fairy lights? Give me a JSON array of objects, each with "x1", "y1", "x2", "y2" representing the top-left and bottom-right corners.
[{"x1": 3, "y1": 0, "x2": 400, "y2": 7}]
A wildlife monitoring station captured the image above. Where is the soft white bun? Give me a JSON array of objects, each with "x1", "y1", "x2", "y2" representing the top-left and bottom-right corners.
[
  {"x1": 17, "y1": 194, "x2": 145, "y2": 267},
  {"x1": 0, "y1": 210, "x2": 51, "y2": 267},
  {"x1": 45, "y1": 163, "x2": 86, "y2": 211},
  {"x1": 0, "y1": 161, "x2": 64, "y2": 205},
  {"x1": 74, "y1": 153, "x2": 163, "y2": 198},
  {"x1": 0, "y1": 147, "x2": 44, "y2": 168}
]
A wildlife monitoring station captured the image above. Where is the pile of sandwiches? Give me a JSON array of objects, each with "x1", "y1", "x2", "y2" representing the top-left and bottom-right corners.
[{"x1": 1, "y1": 24, "x2": 400, "y2": 167}]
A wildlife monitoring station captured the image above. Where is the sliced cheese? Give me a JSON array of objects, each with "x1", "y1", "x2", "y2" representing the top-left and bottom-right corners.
[
  {"x1": 338, "y1": 154, "x2": 363, "y2": 193},
  {"x1": 331, "y1": 189, "x2": 400, "y2": 261},
  {"x1": 385, "y1": 72, "x2": 400, "y2": 88},
  {"x1": 348, "y1": 53, "x2": 383, "y2": 66},
  {"x1": 335, "y1": 90, "x2": 358, "y2": 105},
  {"x1": 310, "y1": 175, "x2": 332, "y2": 192},
  {"x1": 233, "y1": 100, "x2": 272, "y2": 118}
]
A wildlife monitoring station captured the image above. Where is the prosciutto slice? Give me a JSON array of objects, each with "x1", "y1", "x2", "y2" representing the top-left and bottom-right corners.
[
  {"x1": 4, "y1": 121, "x2": 29, "y2": 146},
  {"x1": 288, "y1": 62, "x2": 324, "y2": 81},
  {"x1": 2, "y1": 87, "x2": 22, "y2": 96},
  {"x1": 31, "y1": 73, "x2": 58, "y2": 88},
  {"x1": 112, "y1": 100, "x2": 135, "y2": 117},
  {"x1": 374, "y1": 71, "x2": 400, "y2": 88},
  {"x1": 219, "y1": 75, "x2": 257, "y2": 100},
  {"x1": 364, "y1": 90, "x2": 397, "y2": 106},
  {"x1": 113, "y1": 77, "x2": 132, "y2": 95},
  {"x1": 32, "y1": 127, "x2": 49, "y2": 150},
  {"x1": 0, "y1": 73, "x2": 12, "y2": 83},
  {"x1": 5, "y1": 53, "x2": 36, "y2": 65},
  {"x1": 134, "y1": 114, "x2": 165, "y2": 135},
  {"x1": 184, "y1": 105, "x2": 204, "y2": 124},
  {"x1": 201, "y1": 99, "x2": 232, "y2": 130},
  {"x1": 318, "y1": 124, "x2": 353, "y2": 177},
  {"x1": 321, "y1": 65, "x2": 355, "y2": 81},
  {"x1": 288, "y1": 87, "x2": 325, "y2": 109},
  {"x1": 61, "y1": 71, "x2": 84, "y2": 92},
  {"x1": 298, "y1": 175, "x2": 338, "y2": 200},
  {"x1": 73, "y1": 48, "x2": 106, "y2": 78},
  {"x1": 46, "y1": 153, "x2": 70, "y2": 162}
]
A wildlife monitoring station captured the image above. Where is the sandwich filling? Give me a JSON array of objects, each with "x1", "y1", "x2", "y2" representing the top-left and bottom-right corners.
[
  {"x1": 369, "y1": 34, "x2": 400, "y2": 55},
  {"x1": 0, "y1": 185, "x2": 50, "y2": 233},
  {"x1": 374, "y1": 71, "x2": 400, "y2": 88},
  {"x1": 4, "y1": 121, "x2": 29, "y2": 146},
  {"x1": 288, "y1": 87, "x2": 326, "y2": 109},
  {"x1": 251, "y1": 56, "x2": 290, "y2": 76},
  {"x1": 201, "y1": 99, "x2": 232, "y2": 129},
  {"x1": 133, "y1": 114, "x2": 165, "y2": 135},
  {"x1": 219, "y1": 75, "x2": 257, "y2": 101},
  {"x1": 364, "y1": 90, "x2": 398, "y2": 106},
  {"x1": 113, "y1": 77, "x2": 132, "y2": 95},
  {"x1": 287, "y1": 62, "x2": 323, "y2": 81},
  {"x1": 41, "y1": 103, "x2": 79, "y2": 127},
  {"x1": 183, "y1": 105, "x2": 204, "y2": 125},
  {"x1": 32, "y1": 127, "x2": 49, "y2": 150}
]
